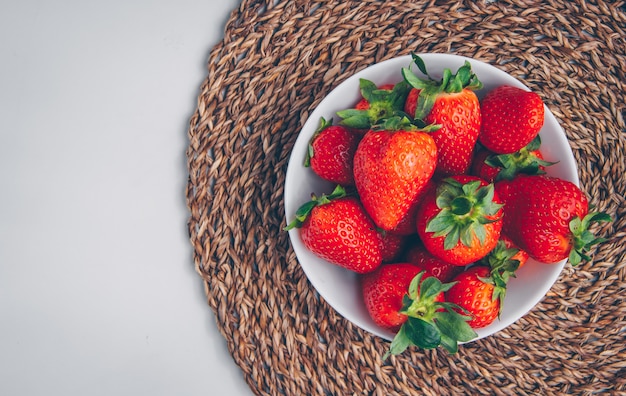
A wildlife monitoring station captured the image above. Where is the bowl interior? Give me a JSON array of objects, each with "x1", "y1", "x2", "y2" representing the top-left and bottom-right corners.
[{"x1": 284, "y1": 53, "x2": 578, "y2": 341}]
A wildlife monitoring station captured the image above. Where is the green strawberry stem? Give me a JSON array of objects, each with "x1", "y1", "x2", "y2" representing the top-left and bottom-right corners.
[
  {"x1": 568, "y1": 211, "x2": 612, "y2": 266},
  {"x1": 426, "y1": 179, "x2": 503, "y2": 250},
  {"x1": 401, "y1": 52, "x2": 483, "y2": 120},
  {"x1": 284, "y1": 185, "x2": 347, "y2": 230},
  {"x1": 484, "y1": 136, "x2": 557, "y2": 181},
  {"x1": 337, "y1": 79, "x2": 411, "y2": 129},
  {"x1": 480, "y1": 240, "x2": 521, "y2": 284},
  {"x1": 384, "y1": 272, "x2": 477, "y2": 358}
]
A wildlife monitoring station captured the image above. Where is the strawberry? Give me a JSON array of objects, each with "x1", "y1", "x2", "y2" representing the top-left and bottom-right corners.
[
  {"x1": 388, "y1": 200, "x2": 420, "y2": 236},
  {"x1": 445, "y1": 266, "x2": 502, "y2": 329},
  {"x1": 471, "y1": 149, "x2": 500, "y2": 182},
  {"x1": 305, "y1": 117, "x2": 361, "y2": 186},
  {"x1": 337, "y1": 79, "x2": 411, "y2": 130},
  {"x1": 416, "y1": 175, "x2": 504, "y2": 265},
  {"x1": 402, "y1": 241, "x2": 463, "y2": 283},
  {"x1": 471, "y1": 136, "x2": 555, "y2": 182},
  {"x1": 403, "y1": 87, "x2": 420, "y2": 119},
  {"x1": 388, "y1": 180, "x2": 434, "y2": 236},
  {"x1": 479, "y1": 85, "x2": 545, "y2": 154},
  {"x1": 361, "y1": 266, "x2": 477, "y2": 356},
  {"x1": 448, "y1": 236, "x2": 524, "y2": 329},
  {"x1": 361, "y1": 263, "x2": 433, "y2": 332},
  {"x1": 353, "y1": 126, "x2": 438, "y2": 231},
  {"x1": 379, "y1": 232, "x2": 407, "y2": 263},
  {"x1": 495, "y1": 175, "x2": 611, "y2": 265},
  {"x1": 402, "y1": 53, "x2": 483, "y2": 176},
  {"x1": 284, "y1": 185, "x2": 382, "y2": 273}
]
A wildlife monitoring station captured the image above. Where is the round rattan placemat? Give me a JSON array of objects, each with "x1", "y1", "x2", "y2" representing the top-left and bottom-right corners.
[{"x1": 186, "y1": 1, "x2": 625, "y2": 394}]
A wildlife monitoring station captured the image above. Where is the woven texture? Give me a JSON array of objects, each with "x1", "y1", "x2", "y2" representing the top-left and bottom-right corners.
[{"x1": 186, "y1": 1, "x2": 625, "y2": 394}]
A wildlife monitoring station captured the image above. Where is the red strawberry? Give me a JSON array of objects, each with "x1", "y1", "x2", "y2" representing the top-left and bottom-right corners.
[
  {"x1": 471, "y1": 149, "x2": 500, "y2": 182},
  {"x1": 495, "y1": 175, "x2": 611, "y2": 265},
  {"x1": 388, "y1": 180, "x2": 434, "y2": 235},
  {"x1": 389, "y1": 200, "x2": 420, "y2": 236},
  {"x1": 379, "y1": 232, "x2": 407, "y2": 263},
  {"x1": 361, "y1": 263, "x2": 433, "y2": 331},
  {"x1": 305, "y1": 117, "x2": 361, "y2": 186},
  {"x1": 353, "y1": 128, "x2": 437, "y2": 231},
  {"x1": 416, "y1": 175, "x2": 504, "y2": 265},
  {"x1": 284, "y1": 186, "x2": 382, "y2": 273},
  {"x1": 446, "y1": 266, "x2": 501, "y2": 329},
  {"x1": 403, "y1": 87, "x2": 420, "y2": 118},
  {"x1": 471, "y1": 136, "x2": 555, "y2": 182},
  {"x1": 479, "y1": 85, "x2": 545, "y2": 154},
  {"x1": 402, "y1": 53, "x2": 483, "y2": 176},
  {"x1": 337, "y1": 79, "x2": 411, "y2": 130},
  {"x1": 448, "y1": 235, "x2": 525, "y2": 329},
  {"x1": 361, "y1": 266, "x2": 477, "y2": 356},
  {"x1": 402, "y1": 241, "x2": 463, "y2": 283}
]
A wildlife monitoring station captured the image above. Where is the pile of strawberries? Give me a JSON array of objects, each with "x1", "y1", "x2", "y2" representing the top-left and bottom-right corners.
[{"x1": 285, "y1": 54, "x2": 610, "y2": 357}]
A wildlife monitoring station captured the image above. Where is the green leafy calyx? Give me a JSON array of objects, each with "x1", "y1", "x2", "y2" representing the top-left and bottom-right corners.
[
  {"x1": 384, "y1": 272, "x2": 477, "y2": 359},
  {"x1": 484, "y1": 136, "x2": 557, "y2": 181},
  {"x1": 283, "y1": 185, "x2": 348, "y2": 230},
  {"x1": 568, "y1": 210, "x2": 612, "y2": 266},
  {"x1": 426, "y1": 178, "x2": 503, "y2": 250},
  {"x1": 401, "y1": 52, "x2": 483, "y2": 120},
  {"x1": 337, "y1": 79, "x2": 411, "y2": 130}
]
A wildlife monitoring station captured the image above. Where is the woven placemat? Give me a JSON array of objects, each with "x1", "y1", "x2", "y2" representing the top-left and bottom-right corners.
[{"x1": 186, "y1": 1, "x2": 625, "y2": 394}]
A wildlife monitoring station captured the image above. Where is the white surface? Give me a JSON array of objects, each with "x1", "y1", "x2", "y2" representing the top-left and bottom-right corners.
[
  {"x1": 0, "y1": 1, "x2": 253, "y2": 395},
  {"x1": 285, "y1": 54, "x2": 578, "y2": 343}
]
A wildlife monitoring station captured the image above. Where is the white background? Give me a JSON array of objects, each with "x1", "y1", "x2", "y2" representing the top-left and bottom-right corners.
[{"x1": 0, "y1": 1, "x2": 254, "y2": 395}]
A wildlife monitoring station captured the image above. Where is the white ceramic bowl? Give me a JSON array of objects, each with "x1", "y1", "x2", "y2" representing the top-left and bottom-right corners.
[{"x1": 284, "y1": 53, "x2": 578, "y2": 342}]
